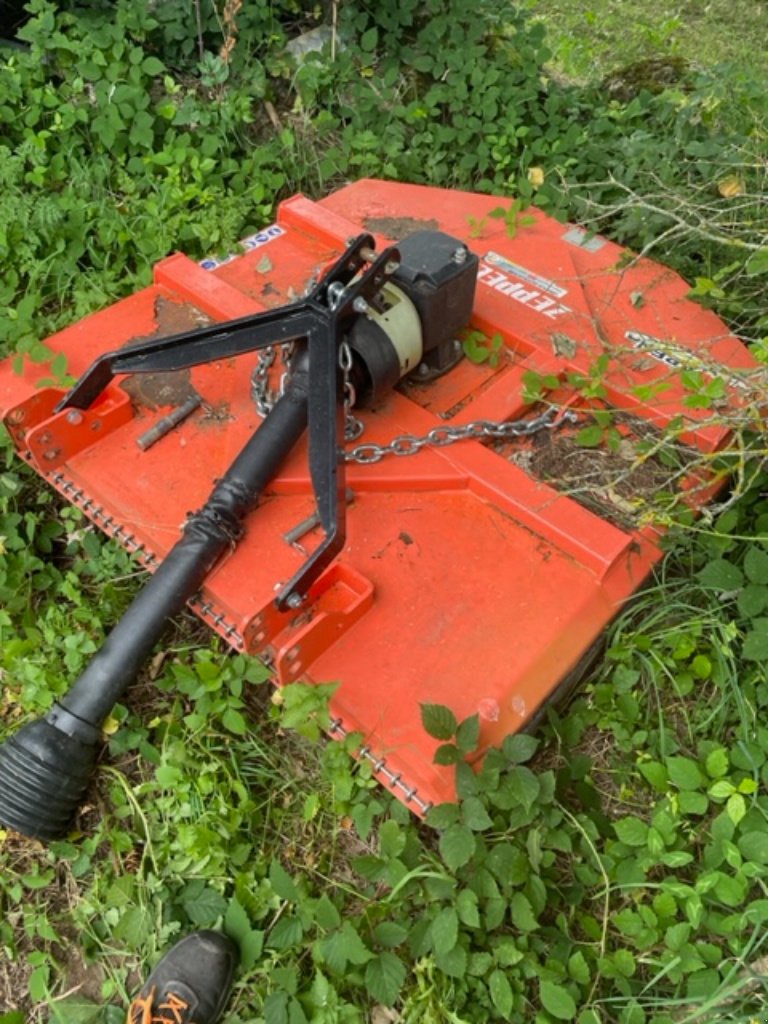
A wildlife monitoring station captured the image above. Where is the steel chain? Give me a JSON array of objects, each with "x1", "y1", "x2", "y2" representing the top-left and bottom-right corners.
[
  {"x1": 343, "y1": 408, "x2": 579, "y2": 464},
  {"x1": 250, "y1": 343, "x2": 296, "y2": 417},
  {"x1": 251, "y1": 349, "x2": 576, "y2": 463}
]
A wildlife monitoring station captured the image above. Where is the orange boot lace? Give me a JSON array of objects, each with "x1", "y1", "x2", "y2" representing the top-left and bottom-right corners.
[{"x1": 128, "y1": 986, "x2": 194, "y2": 1024}]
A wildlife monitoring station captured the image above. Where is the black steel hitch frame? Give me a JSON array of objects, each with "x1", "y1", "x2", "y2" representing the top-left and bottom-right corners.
[{"x1": 0, "y1": 234, "x2": 404, "y2": 841}]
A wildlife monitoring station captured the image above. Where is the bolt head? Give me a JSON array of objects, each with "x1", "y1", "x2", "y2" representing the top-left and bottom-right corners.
[
  {"x1": 286, "y1": 592, "x2": 303, "y2": 609},
  {"x1": 353, "y1": 297, "x2": 369, "y2": 315},
  {"x1": 452, "y1": 246, "x2": 468, "y2": 264}
]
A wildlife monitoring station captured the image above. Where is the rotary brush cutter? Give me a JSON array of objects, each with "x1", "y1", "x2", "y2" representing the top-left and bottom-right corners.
[{"x1": 0, "y1": 179, "x2": 760, "y2": 841}]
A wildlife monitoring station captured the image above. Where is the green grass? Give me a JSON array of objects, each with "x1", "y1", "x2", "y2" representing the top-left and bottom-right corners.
[
  {"x1": 2, "y1": 0, "x2": 768, "y2": 1020},
  {"x1": 525, "y1": 0, "x2": 768, "y2": 81}
]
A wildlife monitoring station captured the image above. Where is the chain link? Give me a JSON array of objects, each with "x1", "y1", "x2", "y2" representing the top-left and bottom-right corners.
[
  {"x1": 251, "y1": 349, "x2": 577, "y2": 460},
  {"x1": 344, "y1": 407, "x2": 579, "y2": 465},
  {"x1": 250, "y1": 343, "x2": 296, "y2": 417}
]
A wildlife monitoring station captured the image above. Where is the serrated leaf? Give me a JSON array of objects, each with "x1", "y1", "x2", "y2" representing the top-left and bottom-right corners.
[
  {"x1": 738, "y1": 584, "x2": 768, "y2": 618},
  {"x1": 489, "y1": 968, "x2": 514, "y2": 1017},
  {"x1": 705, "y1": 748, "x2": 729, "y2": 779},
  {"x1": 744, "y1": 547, "x2": 768, "y2": 584},
  {"x1": 240, "y1": 929, "x2": 265, "y2": 970},
  {"x1": 455, "y1": 762, "x2": 479, "y2": 799},
  {"x1": 420, "y1": 703, "x2": 457, "y2": 740},
  {"x1": 374, "y1": 922, "x2": 408, "y2": 947},
  {"x1": 461, "y1": 796, "x2": 493, "y2": 832},
  {"x1": 222, "y1": 707, "x2": 247, "y2": 735},
  {"x1": 435, "y1": 943, "x2": 467, "y2": 978},
  {"x1": 738, "y1": 831, "x2": 768, "y2": 864},
  {"x1": 365, "y1": 952, "x2": 406, "y2": 1006},
  {"x1": 639, "y1": 761, "x2": 668, "y2": 791},
  {"x1": 113, "y1": 905, "x2": 152, "y2": 948},
  {"x1": 431, "y1": 907, "x2": 459, "y2": 955},
  {"x1": 314, "y1": 895, "x2": 341, "y2": 931},
  {"x1": 727, "y1": 792, "x2": 747, "y2": 825},
  {"x1": 267, "y1": 916, "x2": 303, "y2": 950},
  {"x1": 434, "y1": 743, "x2": 462, "y2": 765},
  {"x1": 49, "y1": 997, "x2": 101, "y2": 1024},
  {"x1": 499, "y1": 726, "x2": 536, "y2": 762},
  {"x1": 666, "y1": 756, "x2": 704, "y2": 791},
  {"x1": 270, "y1": 860, "x2": 299, "y2": 901},
  {"x1": 456, "y1": 889, "x2": 480, "y2": 928},
  {"x1": 714, "y1": 871, "x2": 747, "y2": 906},
  {"x1": 379, "y1": 819, "x2": 406, "y2": 859},
  {"x1": 568, "y1": 950, "x2": 591, "y2": 984},
  {"x1": 697, "y1": 558, "x2": 744, "y2": 591},
  {"x1": 576, "y1": 425, "x2": 604, "y2": 447},
  {"x1": 665, "y1": 922, "x2": 691, "y2": 951},
  {"x1": 225, "y1": 896, "x2": 251, "y2": 943},
  {"x1": 614, "y1": 817, "x2": 649, "y2": 847},
  {"x1": 678, "y1": 790, "x2": 708, "y2": 815},
  {"x1": 360, "y1": 27, "x2": 378, "y2": 52},
  {"x1": 426, "y1": 803, "x2": 460, "y2": 830},
  {"x1": 507, "y1": 765, "x2": 540, "y2": 810},
  {"x1": 439, "y1": 824, "x2": 476, "y2": 871},
  {"x1": 540, "y1": 980, "x2": 577, "y2": 1020},
  {"x1": 709, "y1": 779, "x2": 735, "y2": 799},
  {"x1": 264, "y1": 991, "x2": 289, "y2": 1024},
  {"x1": 510, "y1": 891, "x2": 538, "y2": 931},
  {"x1": 743, "y1": 623, "x2": 768, "y2": 661},
  {"x1": 456, "y1": 714, "x2": 480, "y2": 753},
  {"x1": 321, "y1": 922, "x2": 372, "y2": 972},
  {"x1": 746, "y1": 247, "x2": 768, "y2": 276},
  {"x1": 141, "y1": 56, "x2": 165, "y2": 76}
]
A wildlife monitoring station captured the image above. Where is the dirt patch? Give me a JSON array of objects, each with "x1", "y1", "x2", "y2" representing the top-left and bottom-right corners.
[
  {"x1": 518, "y1": 416, "x2": 694, "y2": 529},
  {"x1": 121, "y1": 297, "x2": 213, "y2": 410},
  {"x1": 363, "y1": 215, "x2": 440, "y2": 239}
]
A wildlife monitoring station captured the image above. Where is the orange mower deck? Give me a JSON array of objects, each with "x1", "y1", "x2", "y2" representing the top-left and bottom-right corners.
[{"x1": 0, "y1": 180, "x2": 759, "y2": 813}]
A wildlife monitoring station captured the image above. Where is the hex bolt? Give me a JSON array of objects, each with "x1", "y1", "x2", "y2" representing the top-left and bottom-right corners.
[
  {"x1": 452, "y1": 246, "x2": 468, "y2": 264},
  {"x1": 66, "y1": 410, "x2": 83, "y2": 425},
  {"x1": 286, "y1": 593, "x2": 304, "y2": 609},
  {"x1": 353, "y1": 297, "x2": 369, "y2": 315},
  {"x1": 7, "y1": 409, "x2": 25, "y2": 424},
  {"x1": 43, "y1": 449, "x2": 61, "y2": 461}
]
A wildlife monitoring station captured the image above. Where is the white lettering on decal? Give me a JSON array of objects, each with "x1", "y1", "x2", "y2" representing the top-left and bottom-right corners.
[
  {"x1": 626, "y1": 330, "x2": 751, "y2": 393},
  {"x1": 478, "y1": 263, "x2": 571, "y2": 319}
]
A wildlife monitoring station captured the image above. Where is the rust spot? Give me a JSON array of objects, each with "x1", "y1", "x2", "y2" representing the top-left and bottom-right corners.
[
  {"x1": 399, "y1": 531, "x2": 414, "y2": 546},
  {"x1": 363, "y1": 215, "x2": 440, "y2": 239},
  {"x1": 199, "y1": 401, "x2": 233, "y2": 426},
  {"x1": 121, "y1": 297, "x2": 213, "y2": 410}
]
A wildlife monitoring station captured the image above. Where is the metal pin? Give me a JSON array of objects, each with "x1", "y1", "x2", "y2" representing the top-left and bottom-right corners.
[
  {"x1": 136, "y1": 394, "x2": 202, "y2": 451},
  {"x1": 283, "y1": 488, "x2": 355, "y2": 548}
]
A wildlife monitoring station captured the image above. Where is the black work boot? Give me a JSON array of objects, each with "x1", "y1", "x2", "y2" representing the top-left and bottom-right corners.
[{"x1": 127, "y1": 930, "x2": 238, "y2": 1024}]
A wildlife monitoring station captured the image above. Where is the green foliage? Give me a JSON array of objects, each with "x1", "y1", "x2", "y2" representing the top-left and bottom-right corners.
[{"x1": 2, "y1": 0, "x2": 768, "y2": 1021}]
